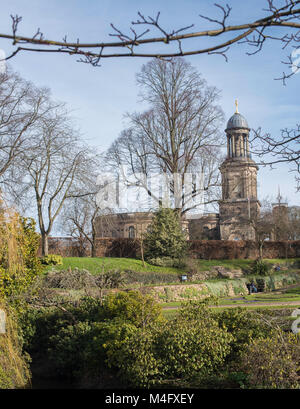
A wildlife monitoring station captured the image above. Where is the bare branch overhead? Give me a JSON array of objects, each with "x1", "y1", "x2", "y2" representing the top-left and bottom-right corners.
[{"x1": 1, "y1": 1, "x2": 300, "y2": 80}]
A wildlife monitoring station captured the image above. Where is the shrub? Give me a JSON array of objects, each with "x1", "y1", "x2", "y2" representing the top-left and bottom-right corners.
[
  {"x1": 0, "y1": 208, "x2": 42, "y2": 301},
  {"x1": 146, "y1": 256, "x2": 183, "y2": 268},
  {"x1": 40, "y1": 254, "x2": 63, "y2": 266},
  {"x1": 0, "y1": 303, "x2": 31, "y2": 389},
  {"x1": 20, "y1": 307, "x2": 71, "y2": 356},
  {"x1": 21, "y1": 292, "x2": 165, "y2": 385},
  {"x1": 251, "y1": 259, "x2": 270, "y2": 276},
  {"x1": 153, "y1": 300, "x2": 233, "y2": 384},
  {"x1": 183, "y1": 258, "x2": 200, "y2": 274},
  {"x1": 99, "y1": 299, "x2": 233, "y2": 388},
  {"x1": 238, "y1": 331, "x2": 300, "y2": 388},
  {"x1": 102, "y1": 291, "x2": 165, "y2": 327},
  {"x1": 103, "y1": 322, "x2": 159, "y2": 388},
  {"x1": 108, "y1": 238, "x2": 140, "y2": 258},
  {"x1": 44, "y1": 268, "x2": 97, "y2": 290},
  {"x1": 48, "y1": 321, "x2": 97, "y2": 378},
  {"x1": 215, "y1": 308, "x2": 272, "y2": 361}
]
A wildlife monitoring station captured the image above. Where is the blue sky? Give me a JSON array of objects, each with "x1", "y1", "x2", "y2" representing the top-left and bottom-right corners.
[{"x1": 0, "y1": 0, "x2": 299, "y2": 206}]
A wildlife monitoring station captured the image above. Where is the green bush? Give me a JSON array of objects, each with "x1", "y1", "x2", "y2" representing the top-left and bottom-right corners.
[
  {"x1": 102, "y1": 321, "x2": 158, "y2": 388},
  {"x1": 40, "y1": 254, "x2": 63, "y2": 266},
  {"x1": 153, "y1": 301, "x2": 233, "y2": 384},
  {"x1": 22, "y1": 291, "x2": 299, "y2": 389},
  {"x1": 146, "y1": 256, "x2": 185, "y2": 269},
  {"x1": 100, "y1": 299, "x2": 234, "y2": 388},
  {"x1": 101, "y1": 291, "x2": 165, "y2": 327},
  {"x1": 48, "y1": 321, "x2": 99, "y2": 378},
  {"x1": 251, "y1": 259, "x2": 270, "y2": 276},
  {"x1": 215, "y1": 308, "x2": 272, "y2": 361},
  {"x1": 20, "y1": 292, "x2": 165, "y2": 384},
  {"x1": 238, "y1": 331, "x2": 300, "y2": 388},
  {"x1": 20, "y1": 297, "x2": 104, "y2": 354}
]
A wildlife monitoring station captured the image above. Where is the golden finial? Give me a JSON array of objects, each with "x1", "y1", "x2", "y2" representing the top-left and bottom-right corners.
[{"x1": 235, "y1": 99, "x2": 239, "y2": 113}]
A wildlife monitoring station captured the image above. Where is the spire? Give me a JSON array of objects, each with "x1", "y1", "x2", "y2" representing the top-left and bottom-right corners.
[
  {"x1": 277, "y1": 186, "x2": 283, "y2": 204},
  {"x1": 272, "y1": 186, "x2": 288, "y2": 210},
  {"x1": 235, "y1": 99, "x2": 239, "y2": 114}
]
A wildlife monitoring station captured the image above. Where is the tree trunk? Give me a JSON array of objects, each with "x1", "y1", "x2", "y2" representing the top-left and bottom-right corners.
[
  {"x1": 91, "y1": 219, "x2": 97, "y2": 258},
  {"x1": 41, "y1": 232, "x2": 49, "y2": 256},
  {"x1": 258, "y1": 241, "x2": 263, "y2": 260},
  {"x1": 91, "y1": 243, "x2": 97, "y2": 258},
  {"x1": 140, "y1": 238, "x2": 145, "y2": 267}
]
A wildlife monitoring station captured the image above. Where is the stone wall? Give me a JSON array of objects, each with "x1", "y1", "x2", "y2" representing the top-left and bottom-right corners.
[
  {"x1": 188, "y1": 214, "x2": 220, "y2": 240},
  {"x1": 136, "y1": 271, "x2": 300, "y2": 302},
  {"x1": 95, "y1": 211, "x2": 189, "y2": 239}
]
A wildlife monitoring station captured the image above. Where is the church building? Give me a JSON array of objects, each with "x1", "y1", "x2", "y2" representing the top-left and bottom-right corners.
[{"x1": 95, "y1": 102, "x2": 261, "y2": 241}]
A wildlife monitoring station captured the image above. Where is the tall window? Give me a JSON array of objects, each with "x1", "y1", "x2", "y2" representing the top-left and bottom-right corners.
[{"x1": 129, "y1": 226, "x2": 135, "y2": 239}]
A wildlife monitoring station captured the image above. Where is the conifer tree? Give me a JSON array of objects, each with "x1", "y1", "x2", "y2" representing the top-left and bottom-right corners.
[{"x1": 144, "y1": 207, "x2": 187, "y2": 260}]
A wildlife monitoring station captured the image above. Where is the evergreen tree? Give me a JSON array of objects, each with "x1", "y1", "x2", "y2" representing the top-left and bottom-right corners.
[{"x1": 144, "y1": 208, "x2": 188, "y2": 260}]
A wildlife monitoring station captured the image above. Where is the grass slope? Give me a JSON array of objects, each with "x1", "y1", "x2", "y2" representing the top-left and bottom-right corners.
[
  {"x1": 46, "y1": 257, "x2": 300, "y2": 275},
  {"x1": 46, "y1": 257, "x2": 181, "y2": 275}
]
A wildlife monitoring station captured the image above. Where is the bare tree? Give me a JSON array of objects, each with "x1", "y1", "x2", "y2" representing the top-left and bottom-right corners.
[
  {"x1": 288, "y1": 205, "x2": 300, "y2": 239},
  {"x1": 249, "y1": 196, "x2": 298, "y2": 258},
  {"x1": 61, "y1": 153, "x2": 122, "y2": 257},
  {"x1": 15, "y1": 104, "x2": 88, "y2": 256},
  {"x1": 106, "y1": 58, "x2": 224, "y2": 215},
  {"x1": 250, "y1": 208, "x2": 274, "y2": 260},
  {"x1": 61, "y1": 196, "x2": 96, "y2": 257},
  {"x1": 251, "y1": 126, "x2": 300, "y2": 191},
  {"x1": 2, "y1": 1, "x2": 300, "y2": 82},
  {"x1": 0, "y1": 67, "x2": 54, "y2": 187},
  {"x1": 62, "y1": 194, "x2": 103, "y2": 258},
  {"x1": 2, "y1": 3, "x2": 299, "y2": 190}
]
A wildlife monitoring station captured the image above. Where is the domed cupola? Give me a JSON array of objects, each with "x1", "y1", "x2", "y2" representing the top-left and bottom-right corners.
[
  {"x1": 226, "y1": 99, "x2": 249, "y2": 130},
  {"x1": 226, "y1": 112, "x2": 249, "y2": 131},
  {"x1": 225, "y1": 100, "x2": 250, "y2": 159}
]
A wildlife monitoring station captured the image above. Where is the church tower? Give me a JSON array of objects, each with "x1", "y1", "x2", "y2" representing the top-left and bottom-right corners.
[{"x1": 219, "y1": 101, "x2": 260, "y2": 240}]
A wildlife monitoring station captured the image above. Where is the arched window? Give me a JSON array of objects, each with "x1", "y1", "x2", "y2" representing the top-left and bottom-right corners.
[
  {"x1": 129, "y1": 226, "x2": 135, "y2": 239},
  {"x1": 229, "y1": 233, "x2": 242, "y2": 241}
]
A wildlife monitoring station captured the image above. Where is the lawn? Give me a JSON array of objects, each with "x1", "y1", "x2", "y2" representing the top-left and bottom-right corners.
[
  {"x1": 45, "y1": 256, "x2": 300, "y2": 275},
  {"x1": 45, "y1": 257, "x2": 182, "y2": 275}
]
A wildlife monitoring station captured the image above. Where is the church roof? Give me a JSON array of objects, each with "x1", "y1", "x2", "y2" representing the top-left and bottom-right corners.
[{"x1": 226, "y1": 112, "x2": 249, "y2": 130}]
